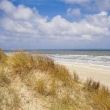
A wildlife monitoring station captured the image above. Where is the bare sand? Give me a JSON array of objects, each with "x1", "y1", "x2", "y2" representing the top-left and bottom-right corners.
[{"x1": 57, "y1": 61, "x2": 110, "y2": 89}]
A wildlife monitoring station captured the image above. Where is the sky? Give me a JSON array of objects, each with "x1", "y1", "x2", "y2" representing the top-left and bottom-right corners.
[{"x1": 0, "y1": 0, "x2": 110, "y2": 50}]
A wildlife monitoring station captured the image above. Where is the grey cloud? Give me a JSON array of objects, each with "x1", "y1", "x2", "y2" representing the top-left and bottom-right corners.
[{"x1": 63, "y1": 0, "x2": 110, "y2": 12}]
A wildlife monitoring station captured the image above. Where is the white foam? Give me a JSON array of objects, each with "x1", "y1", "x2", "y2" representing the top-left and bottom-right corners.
[{"x1": 48, "y1": 54, "x2": 110, "y2": 66}]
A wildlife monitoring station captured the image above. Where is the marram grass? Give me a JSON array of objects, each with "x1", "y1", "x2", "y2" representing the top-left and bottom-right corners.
[{"x1": 0, "y1": 50, "x2": 110, "y2": 110}]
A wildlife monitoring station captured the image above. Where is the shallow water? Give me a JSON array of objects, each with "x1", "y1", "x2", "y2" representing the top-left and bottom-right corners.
[{"x1": 5, "y1": 49, "x2": 110, "y2": 66}]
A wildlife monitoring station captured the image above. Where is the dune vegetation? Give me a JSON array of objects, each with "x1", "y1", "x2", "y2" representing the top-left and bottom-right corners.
[{"x1": 0, "y1": 49, "x2": 110, "y2": 110}]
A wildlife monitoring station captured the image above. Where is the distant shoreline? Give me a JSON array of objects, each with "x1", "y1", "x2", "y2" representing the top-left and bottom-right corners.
[
  {"x1": 6, "y1": 51, "x2": 110, "y2": 67},
  {"x1": 4, "y1": 49, "x2": 110, "y2": 52}
]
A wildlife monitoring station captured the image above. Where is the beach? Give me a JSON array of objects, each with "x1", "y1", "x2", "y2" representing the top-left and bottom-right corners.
[
  {"x1": 1, "y1": 50, "x2": 110, "y2": 110},
  {"x1": 7, "y1": 50, "x2": 110, "y2": 89},
  {"x1": 57, "y1": 61, "x2": 110, "y2": 89},
  {"x1": 1, "y1": 0, "x2": 110, "y2": 109},
  {"x1": 45, "y1": 50, "x2": 110, "y2": 89}
]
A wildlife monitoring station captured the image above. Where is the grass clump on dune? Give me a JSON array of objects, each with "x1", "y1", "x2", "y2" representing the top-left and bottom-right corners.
[
  {"x1": 35, "y1": 79, "x2": 46, "y2": 95},
  {"x1": 0, "y1": 86, "x2": 20, "y2": 110},
  {"x1": 84, "y1": 79, "x2": 110, "y2": 110},
  {"x1": 85, "y1": 79, "x2": 100, "y2": 91},
  {"x1": 35, "y1": 55, "x2": 55, "y2": 71},
  {"x1": 0, "y1": 67, "x2": 20, "y2": 110},
  {"x1": 8, "y1": 52, "x2": 54, "y2": 75},
  {"x1": 0, "y1": 69, "x2": 11, "y2": 87},
  {"x1": 0, "y1": 49, "x2": 7, "y2": 64},
  {"x1": 73, "y1": 73, "x2": 79, "y2": 83},
  {"x1": 90, "y1": 85, "x2": 110, "y2": 110},
  {"x1": 7, "y1": 52, "x2": 36, "y2": 75},
  {"x1": 51, "y1": 64, "x2": 73, "y2": 86},
  {"x1": 0, "y1": 66, "x2": 11, "y2": 87},
  {"x1": 48, "y1": 78, "x2": 57, "y2": 96},
  {"x1": 8, "y1": 52, "x2": 73, "y2": 86},
  {"x1": 50, "y1": 93, "x2": 77, "y2": 110}
]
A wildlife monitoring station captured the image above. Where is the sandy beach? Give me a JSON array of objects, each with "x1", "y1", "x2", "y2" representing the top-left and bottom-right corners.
[{"x1": 57, "y1": 61, "x2": 110, "y2": 89}]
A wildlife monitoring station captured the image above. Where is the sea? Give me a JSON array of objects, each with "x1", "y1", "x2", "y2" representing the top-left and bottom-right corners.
[{"x1": 5, "y1": 49, "x2": 110, "y2": 67}]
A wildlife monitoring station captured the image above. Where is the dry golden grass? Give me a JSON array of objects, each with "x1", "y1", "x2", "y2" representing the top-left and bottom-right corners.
[
  {"x1": 0, "y1": 66, "x2": 10, "y2": 85},
  {"x1": 84, "y1": 79, "x2": 110, "y2": 110},
  {"x1": 48, "y1": 78, "x2": 57, "y2": 96},
  {"x1": 0, "y1": 49, "x2": 7, "y2": 64},
  {"x1": 0, "y1": 70, "x2": 11, "y2": 87},
  {"x1": 35, "y1": 79, "x2": 46, "y2": 95},
  {"x1": 0, "y1": 50, "x2": 110, "y2": 110},
  {"x1": 50, "y1": 93, "x2": 77, "y2": 110},
  {"x1": 7, "y1": 52, "x2": 73, "y2": 86},
  {"x1": 73, "y1": 73, "x2": 79, "y2": 82},
  {"x1": 85, "y1": 79, "x2": 100, "y2": 91},
  {"x1": 0, "y1": 67, "x2": 20, "y2": 110},
  {"x1": 7, "y1": 52, "x2": 36, "y2": 75},
  {"x1": 7, "y1": 52, "x2": 54, "y2": 75},
  {"x1": 90, "y1": 86, "x2": 110, "y2": 110},
  {"x1": 34, "y1": 55, "x2": 55, "y2": 71},
  {"x1": 0, "y1": 87, "x2": 20, "y2": 110},
  {"x1": 50, "y1": 64, "x2": 73, "y2": 86}
]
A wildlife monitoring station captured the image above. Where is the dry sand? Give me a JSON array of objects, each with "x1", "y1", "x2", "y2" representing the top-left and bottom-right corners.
[{"x1": 57, "y1": 61, "x2": 110, "y2": 89}]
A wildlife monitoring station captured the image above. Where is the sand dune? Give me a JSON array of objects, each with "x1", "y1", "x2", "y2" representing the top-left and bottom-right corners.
[{"x1": 0, "y1": 50, "x2": 110, "y2": 110}]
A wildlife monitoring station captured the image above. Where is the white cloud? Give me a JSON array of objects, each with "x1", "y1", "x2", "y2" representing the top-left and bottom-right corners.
[
  {"x1": 0, "y1": 0, "x2": 110, "y2": 43},
  {"x1": 63, "y1": 0, "x2": 89, "y2": 4},
  {"x1": 67, "y1": 8, "x2": 81, "y2": 17},
  {"x1": 95, "y1": 0, "x2": 110, "y2": 11},
  {"x1": 63, "y1": 0, "x2": 110, "y2": 12},
  {"x1": 0, "y1": 0, "x2": 15, "y2": 13}
]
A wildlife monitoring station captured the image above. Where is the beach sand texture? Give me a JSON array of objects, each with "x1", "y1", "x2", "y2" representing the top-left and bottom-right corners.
[{"x1": 58, "y1": 61, "x2": 110, "y2": 89}]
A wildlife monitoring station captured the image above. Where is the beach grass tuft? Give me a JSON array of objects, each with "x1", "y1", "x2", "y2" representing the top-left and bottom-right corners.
[
  {"x1": 0, "y1": 67, "x2": 20, "y2": 110},
  {"x1": 35, "y1": 79, "x2": 46, "y2": 95},
  {"x1": 73, "y1": 72, "x2": 79, "y2": 82},
  {"x1": 0, "y1": 49, "x2": 7, "y2": 64},
  {"x1": 85, "y1": 79, "x2": 100, "y2": 91},
  {"x1": 7, "y1": 52, "x2": 36, "y2": 75}
]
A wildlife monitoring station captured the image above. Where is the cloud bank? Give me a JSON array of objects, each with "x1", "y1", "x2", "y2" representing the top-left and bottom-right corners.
[
  {"x1": 63, "y1": 0, "x2": 110, "y2": 11},
  {"x1": 0, "y1": 0, "x2": 110, "y2": 49}
]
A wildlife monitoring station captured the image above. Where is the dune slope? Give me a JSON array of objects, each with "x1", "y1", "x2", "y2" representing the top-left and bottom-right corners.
[{"x1": 0, "y1": 50, "x2": 110, "y2": 110}]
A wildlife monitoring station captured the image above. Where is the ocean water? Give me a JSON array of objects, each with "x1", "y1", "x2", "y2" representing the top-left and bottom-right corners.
[
  {"x1": 33, "y1": 50, "x2": 110, "y2": 66},
  {"x1": 5, "y1": 49, "x2": 110, "y2": 66}
]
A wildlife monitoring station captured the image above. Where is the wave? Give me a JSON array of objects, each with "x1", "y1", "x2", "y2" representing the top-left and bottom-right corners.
[{"x1": 48, "y1": 54, "x2": 110, "y2": 66}]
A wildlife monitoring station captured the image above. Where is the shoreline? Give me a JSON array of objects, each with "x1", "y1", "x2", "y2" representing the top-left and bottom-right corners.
[
  {"x1": 6, "y1": 52, "x2": 110, "y2": 89},
  {"x1": 56, "y1": 60, "x2": 110, "y2": 89}
]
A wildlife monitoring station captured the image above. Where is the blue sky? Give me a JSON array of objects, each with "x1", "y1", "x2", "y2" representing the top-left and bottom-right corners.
[
  {"x1": 0, "y1": 0, "x2": 110, "y2": 49},
  {"x1": 12, "y1": 0, "x2": 67, "y2": 16}
]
